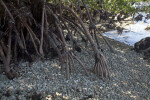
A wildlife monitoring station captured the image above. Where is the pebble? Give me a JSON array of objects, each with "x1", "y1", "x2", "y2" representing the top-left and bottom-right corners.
[
  {"x1": 18, "y1": 95, "x2": 26, "y2": 100},
  {"x1": 46, "y1": 95, "x2": 52, "y2": 100},
  {"x1": 76, "y1": 87, "x2": 82, "y2": 92},
  {"x1": 0, "y1": 37, "x2": 150, "y2": 100}
]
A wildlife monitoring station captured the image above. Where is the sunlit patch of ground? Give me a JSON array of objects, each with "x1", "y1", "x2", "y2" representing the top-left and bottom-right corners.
[{"x1": 0, "y1": 36, "x2": 150, "y2": 100}]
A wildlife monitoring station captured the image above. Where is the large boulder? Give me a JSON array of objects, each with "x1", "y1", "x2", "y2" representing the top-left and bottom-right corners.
[{"x1": 134, "y1": 37, "x2": 150, "y2": 52}]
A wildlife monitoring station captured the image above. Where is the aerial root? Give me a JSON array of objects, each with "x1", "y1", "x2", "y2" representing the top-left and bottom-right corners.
[
  {"x1": 0, "y1": 0, "x2": 112, "y2": 80},
  {"x1": 0, "y1": 67, "x2": 1, "y2": 74},
  {"x1": 93, "y1": 54, "x2": 110, "y2": 79},
  {"x1": 63, "y1": 51, "x2": 88, "y2": 79}
]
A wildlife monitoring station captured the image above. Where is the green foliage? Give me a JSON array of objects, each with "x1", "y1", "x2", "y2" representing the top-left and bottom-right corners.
[
  {"x1": 82, "y1": 0, "x2": 137, "y2": 15},
  {"x1": 103, "y1": 0, "x2": 132, "y2": 13},
  {"x1": 46, "y1": 0, "x2": 149, "y2": 15}
]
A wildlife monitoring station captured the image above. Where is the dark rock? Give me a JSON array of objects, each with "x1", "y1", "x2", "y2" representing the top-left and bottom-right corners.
[
  {"x1": 3, "y1": 90, "x2": 11, "y2": 97},
  {"x1": 74, "y1": 45, "x2": 81, "y2": 53},
  {"x1": 87, "y1": 94, "x2": 93, "y2": 98},
  {"x1": 145, "y1": 13, "x2": 150, "y2": 20},
  {"x1": 81, "y1": 38, "x2": 86, "y2": 43},
  {"x1": 100, "y1": 10, "x2": 109, "y2": 21},
  {"x1": 117, "y1": 14, "x2": 122, "y2": 22},
  {"x1": 76, "y1": 87, "x2": 82, "y2": 92},
  {"x1": 116, "y1": 27, "x2": 124, "y2": 34},
  {"x1": 15, "y1": 90, "x2": 21, "y2": 95},
  {"x1": 65, "y1": 34, "x2": 71, "y2": 41},
  {"x1": 100, "y1": 49, "x2": 104, "y2": 52},
  {"x1": 49, "y1": 48, "x2": 59, "y2": 59},
  {"x1": 112, "y1": 14, "x2": 116, "y2": 20},
  {"x1": 134, "y1": 37, "x2": 150, "y2": 52},
  {"x1": 32, "y1": 92, "x2": 41, "y2": 100},
  {"x1": 103, "y1": 24, "x2": 115, "y2": 29},
  {"x1": 135, "y1": 14, "x2": 143, "y2": 22},
  {"x1": 108, "y1": 19, "x2": 114, "y2": 24},
  {"x1": 80, "y1": 6, "x2": 85, "y2": 10},
  {"x1": 73, "y1": 41, "x2": 81, "y2": 52}
]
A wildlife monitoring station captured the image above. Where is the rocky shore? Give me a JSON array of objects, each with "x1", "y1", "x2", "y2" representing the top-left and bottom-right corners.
[{"x1": 0, "y1": 36, "x2": 150, "y2": 100}]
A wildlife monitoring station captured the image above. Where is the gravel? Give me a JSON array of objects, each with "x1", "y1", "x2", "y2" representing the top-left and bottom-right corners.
[{"x1": 0, "y1": 37, "x2": 150, "y2": 100}]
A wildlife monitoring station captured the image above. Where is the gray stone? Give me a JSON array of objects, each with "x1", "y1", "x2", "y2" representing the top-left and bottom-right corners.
[
  {"x1": 0, "y1": 74, "x2": 9, "y2": 82},
  {"x1": 18, "y1": 95, "x2": 26, "y2": 100}
]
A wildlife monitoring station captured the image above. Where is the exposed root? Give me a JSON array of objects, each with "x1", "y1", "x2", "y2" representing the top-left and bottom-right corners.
[
  {"x1": 94, "y1": 54, "x2": 110, "y2": 79},
  {"x1": 62, "y1": 51, "x2": 88, "y2": 79},
  {"x1": 82, "y1": 0, "x2": 115, "y2": 53},
  {"x1": 63, "y1": 6, "x2": 110, "y2": 79},
  {"x1": 0, "y1": 0, "x2": 116, "y2": 80}
]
